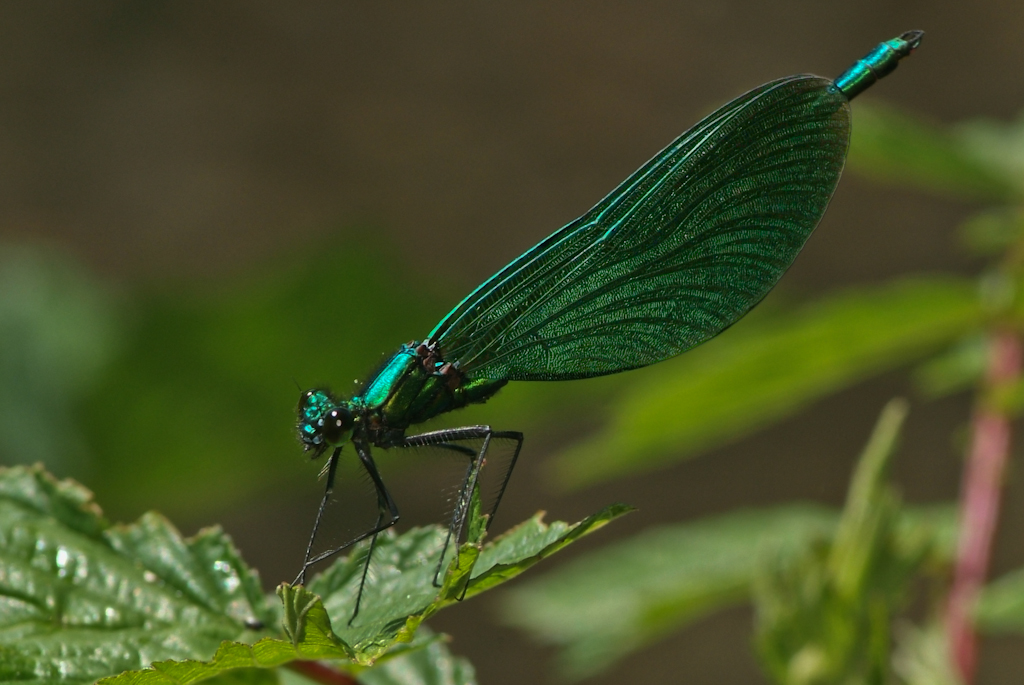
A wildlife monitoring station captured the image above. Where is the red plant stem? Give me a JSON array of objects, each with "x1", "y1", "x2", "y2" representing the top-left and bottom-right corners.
[
  {"x1": 288, "y1": 660, "x2": 360, "y2": 685},
  {"x1": 947, "y1": 329, "x2": 1022, "y2": 683}
]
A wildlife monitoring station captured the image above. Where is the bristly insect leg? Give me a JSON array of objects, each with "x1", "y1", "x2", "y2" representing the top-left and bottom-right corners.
[{"x1": 401, "y1": 426, "x2": 524, "y2": 591}]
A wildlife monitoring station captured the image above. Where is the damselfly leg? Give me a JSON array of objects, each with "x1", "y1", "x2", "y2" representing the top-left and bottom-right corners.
[
  {"x1": 400, "y1": 426, "x2": 524, "y2": 588},
  {"x1": 293, "y1": 437, "x2": 399, "y2": 624}
]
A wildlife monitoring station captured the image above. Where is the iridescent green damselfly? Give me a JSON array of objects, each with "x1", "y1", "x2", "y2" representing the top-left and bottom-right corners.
[{"x1": 295, "y1": 31, "x2": 923, "y2": 621}]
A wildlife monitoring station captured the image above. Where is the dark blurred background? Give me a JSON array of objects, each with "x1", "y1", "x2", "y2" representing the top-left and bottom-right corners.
[{"x1": 2, "y1": 1, "x2": 1024, "y2": 683}]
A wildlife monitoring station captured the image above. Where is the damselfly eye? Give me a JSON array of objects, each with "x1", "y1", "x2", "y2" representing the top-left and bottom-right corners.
[
  {"x1": 296, "y1": 389, "x2": 351, "y2": 452},
  {"x1": 320, "y1": 406, "x2": 354, "y2": 444}
]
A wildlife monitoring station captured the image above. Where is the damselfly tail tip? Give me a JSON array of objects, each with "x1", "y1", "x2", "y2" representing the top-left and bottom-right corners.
[
  {"x1": 899, "y1": 30, "x2": 925, "y2": 51},
  {"x1": 835, "y1": 30, "x2": 924, "y2": 99}
]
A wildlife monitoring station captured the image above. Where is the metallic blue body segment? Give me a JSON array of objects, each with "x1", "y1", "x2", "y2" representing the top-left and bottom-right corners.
[
  {"x1": 357, "y1": 345, "x2": 418, "y2": 409},
  {"x1": 834, "y1": 30, "x2": 923, "y2": 100}
]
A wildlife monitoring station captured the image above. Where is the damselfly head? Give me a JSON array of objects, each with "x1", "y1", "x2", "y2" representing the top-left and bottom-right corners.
[{"x1": 297, "y1": 388, "x2": 354, "y2": 457}]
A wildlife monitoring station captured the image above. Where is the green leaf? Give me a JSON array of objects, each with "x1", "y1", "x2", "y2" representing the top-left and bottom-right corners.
[
  {"x1": 553, "y1": 278, "x2": 983, "y2": 488},
  {"x1": 468, "y1": 503, "x2": 634, "y2": 596},
  {"x1": 974, "y1": 567, "x2": 1024, "y2": 633},
  {"x1": 847, "y1": 102, "x2": 1021, "y2": 201},
  {"x1": 955, "y1": 112, "x2": 1024, "y2": 191},
  {"x1": 277, "y1": 628, "x2": 474, "y2": 685},
  {"x1": 277, "y1": 585, "x2": 353, "y2": 659},
  {"x1": 96, "y1": 636, "x2": 343, "y2": 685},
  {"x1": 892, "y1": 621, "x2": 964, "y2": 685},
  {"x1": 1, "y1": 464, "x2": 627, "y2": 685},
  {"x1": 0, "y1": 465, "x2": 270, "y2": 685},
  {"x1": 827, "y1": 399, "x2": 908, "y2": 599},
  {"x1": 958, "y1": 209, "x2": 1024, "y2": 256},
  {"x1": 357, "y1": 632, "x2": 477, "y2": 685},
  {"x1": 913, "y1": 334, "x2": 987, "y2": 398},
  {"x1": 99, "y1": 591, "x2": 442, "y2": 685},
  {"x1": 202, "y1": 668, "x2": 279, "y2": 685},
  {"x1": 500, "y1": 505, "x2": 837, "y2": 679},
  {"x1": 305, "y1": 504, "x2": 632, "y2": 662},
  {"x1": 752, "y1": 404, "x2": 959, "y2": 685},
  {"x1": 754, "y1": 401, "x2": 912, "y2": 684},
  {"x1": 104, "y1": 505, "x2": 629, "y2": 682},
  {"x1": 895, "y1": 504, "x2": 959, "y2": 564}
]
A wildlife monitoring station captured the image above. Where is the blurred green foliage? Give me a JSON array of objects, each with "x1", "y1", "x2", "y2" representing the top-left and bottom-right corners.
[
  {"x1": 77, "y1": 238, "x2": 449, "y2": 517},
  {"x1": 505, "y1": 402, "x2": 959, "y2": 683},
  {"x1": 754, "y1": 401, "x2": 930, "y2": 685},
  {"x1": 503, "y1": 505, "x2": 838, "y2": 678},
  {"x1": 0, "y1": 246, "x2": 116, "y2": 471},
  {"x1": 974, "y1": 568, "x2": 1024, "y2": 633},
  {"x1": 846, "y1": 103, "x2": 1022, "y2": 202},
  {"x1": 891, "y1": 622, "x2": 962, "y2": 685}
]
